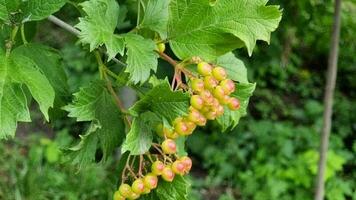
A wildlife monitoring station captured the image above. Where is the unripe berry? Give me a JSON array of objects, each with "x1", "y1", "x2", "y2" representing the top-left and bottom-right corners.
[
  {"x1": 162, "y1": 166, "x2": 175, "y2": 182},
  {"x1": 227, "y1": 97, "x2": 240, "y2": 110},
  {"x1": 220, "y1": 79, "x2": 235, "y2": 95},
  {"x1": 197, "y1": 62, "x2": 213, "y2": 76},
  {"x1": 191, "y1": 78, "x2": 205, "y2": 93},
  {"x1": 213, "y1": 86, "x2": 226, "y2": 100},
  {"x1": 218, "y1": 95, "x2": 230, "y2": 105},
  {"x1": 196, "y1": 115, "x2": 207, "y2": 126},
  {"x1": 216, "y1": 105, "x2": 224, "y2": 116},
  {"x1": 212, "y1": 67, "x2": 227, "y2": 81},
  {"x1": 204, "y1": 110, "x2": 217, "y2": 120},
  {"x1": 161, "y1": 139, "x2": 177, "y2": 154},
  {"x1": 203, "y1": 76, "x2": 218, "y2": 90},
  {"x1": 164, "y1": 127, "x2": 179, "y2": 139},
  {"x1": 180, "y1": 156, "x2": 193, "y2": 173},
  {"x1": 128, "y1": 192, "x2": 140, "y2": 200},
  {"x1": 113, "y1": 191, "x2": 125, "y2": 200},
  {"x1": 142, "y1": 187, "x2": 151, "y2": 194},
  {"x1": 187, "y1": 108, "x2": 203, "y2": 124},
  {"x1": 185, "y1": 120, "x2": 196, "y2": 135},
  {"x1": 119, "y1": 184, "x2": 133, "y2": 198},
  {"x1": 151, "y1": 161, "x2": 165, "y2": 176},
  {"x1": 190, "y1": 95, "x2": 204, "y2": 110},
  {"x1": 212, "y1": 97, "x2": 220, "y2": 107},
  {"x1": 174, "y1": 120, "x2": 189, "y2": 136},
  {"x1": 131, "y1": 178, "x2": 145, "y2": 194},
  {"x1": 200, "y1": 90, "x2": 214, "y2": 105},
  {"x1": 172, "y1": 160, "x2": 186, "y2": 175},
  {"x1": 157, "y1": 43, "x2": 166, "y2": 53},
  {"x1": 155, "y1": 124, "x2": 164, "y2": 137},
  {"x1": 144, "y1": 173, "x2": 158, "y2": 189}
]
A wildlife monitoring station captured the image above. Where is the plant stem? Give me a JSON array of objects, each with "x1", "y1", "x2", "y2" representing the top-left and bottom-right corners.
[
  {"x1": 20, "y1": 24, "x2": 28, "y2": 44},
  {"x1": 5, "y1": 26, "x2": 19, "y2": 57}
]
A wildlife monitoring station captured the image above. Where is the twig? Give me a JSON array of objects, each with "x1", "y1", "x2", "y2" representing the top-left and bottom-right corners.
[
  {"x1": 314, "y1": 1, "x2": 342, "y2": 200},
  {"x1": 47, "y1": 15, "x2": 127, "y2": 67}
]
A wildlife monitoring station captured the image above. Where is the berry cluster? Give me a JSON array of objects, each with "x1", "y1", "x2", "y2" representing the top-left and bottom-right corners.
[
  {"x1": 114, "y1": 60, "x2": 240, "y2": 200},
  {"x1": 114, "y1": 155, "x2": 192, "y2": 200}
]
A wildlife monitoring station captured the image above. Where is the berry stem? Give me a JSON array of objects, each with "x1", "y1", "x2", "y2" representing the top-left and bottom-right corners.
[{"x1": 139, "y1": 155, "x2": 144, "y2": 177}]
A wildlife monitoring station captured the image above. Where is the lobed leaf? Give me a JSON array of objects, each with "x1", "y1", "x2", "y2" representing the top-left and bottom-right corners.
[{"x1": 168, "y1": 0, "x2": 282, "y2": 60}]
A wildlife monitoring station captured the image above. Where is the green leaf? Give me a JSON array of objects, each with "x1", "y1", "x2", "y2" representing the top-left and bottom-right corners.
[
  {"x1": 216, "y1": 52, "x2": 248, "y2": 83},
  {"x1": 13, "y1": 44, "x2": 70, "y2": 117},
  {"x1": 22, "y1": 0, "x2": 67, "y2": 21},
  {"x1": 124, "y1": 33, "x2": 158, "y2": 84},
  {"x1": 63, "y1": 81, "x2": 125, "y2": 167},
  {"x1": 155, "y1": 175, "x2": 190, "y2": 200},
  {"x1": 138, "y1": 0, "x2": 170, "y2": 39},
  {"x1": 129, "y1": 81, "x2": 190, "y2": 123},
  {"x1": 0, "y1": 51, "x2": 55, "y2": 139},
  {"x1": 122, "y1": 111, "x2": 160, "y2": 155},
  {"x1": 168, "y1": 0, "x2": 282, "y2": 60},
  {"x1": 217, "y1": 82, "x2": 256, "y2": 132},
  {"x1": 76, "y1": 0, "x2": 125, "y2": 60},
  {"x1": 0, "y1": 0, "x2": 9, "y2": 22}
]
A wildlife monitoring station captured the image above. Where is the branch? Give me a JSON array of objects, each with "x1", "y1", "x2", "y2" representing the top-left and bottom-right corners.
[
  {"x1": 314, "y1": 1, "x2": 342, "y2": 200},
  {"x1": 47, "y1": 15, "x2": 127, "y2": 67}
]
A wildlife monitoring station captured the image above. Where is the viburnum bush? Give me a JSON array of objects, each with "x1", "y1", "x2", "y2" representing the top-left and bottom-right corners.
[{"x1": 0, "y1": 0, "x2": 282, "y2": 199}]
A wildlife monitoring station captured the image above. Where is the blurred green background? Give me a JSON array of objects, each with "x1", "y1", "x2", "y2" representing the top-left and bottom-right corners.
[{"x1": 0, "y1": 0, "x2": 355, "y2": 200}]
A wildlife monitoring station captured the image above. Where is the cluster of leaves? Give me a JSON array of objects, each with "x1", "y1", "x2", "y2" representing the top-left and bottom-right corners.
[{"x1": 1, "y1": 0, "x2": 282, "y2": 198}]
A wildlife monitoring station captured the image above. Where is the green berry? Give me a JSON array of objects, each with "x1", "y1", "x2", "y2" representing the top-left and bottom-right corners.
[
  {"x1": 227, "y1": 97, "x2": 240, "y2": 110},
  {"x1": 144, "y1": 173, "x2": 158, "y2": 189},
  {"x1": 196, "y1": 115, "x2": 207, "y2": 126},
  {"x1": 151, "y1": 161, "x2": 165, "y2": 176},
  {"x1": 180, "y1": 156, "x2": 193, "y2": 173},
  {"x1": 119, "y1": 184, "x2": 133, "y2": 198},
  {"x1": 197, "y1": 62, "x2": 212, "y2": 76},
  {"x1": 200, "y1": 90, "x2": 214, "y2": 105},
  {"x1": 218, "y1": 95, "x2": 230, "y2": 105},
  {"x1": 113, "y1": 191, "x2": 125, "y2": 200},
  {"x1": 174, "y1": 120, "x2": 189, "y2": 136},
  {"x1": 172, "y1": 160, "x2": 186, "y2": 175},
  {"x1": 162, "y1": 166, "x2": 175, "y2": 182},
  {"x1": 191, "y1": 78, "x2": 205, "y2": 93},
  {"x1": 157, "y1": 43, "x2": 166, "y2": 53},
  {"x1": 131, "y1": 178, "x2": 145, "y2": 194},
  {"x1": 142, "y1": 187, "x2": 151, "y2": 194},
  {"x1": 220, "y1": 79, "x2": 235, "y2": 95},
  {"x1": 213, "y1": 86, "x2": 226, "y2": 100},
  {"x1": 203, "y1": 76, "x2": 218, "y2": 90},
  {"x1": 212, "y1": 67, "x2": 227, "y2": 81},
  {"x1": 162, "y1": 139, "x2": 177, "y2": 154},
  {"x1": 128, "y1": 192, "x2": 140, "y2": 200},
  {"x1": 190, "y1": 95, "x2": 204, "y2": 110}
]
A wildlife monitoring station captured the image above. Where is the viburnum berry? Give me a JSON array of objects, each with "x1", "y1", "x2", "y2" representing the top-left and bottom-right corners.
[
  {"x1": 161, "y1": 139, "x2": 177, "y2": 154},
  {"x1": 191, "y1": 78, "x2": 205, "y2": 93},
  {"x1": 187, "y1": 108, "x2": 202, "y2": 124},
  {"x1": 212, "y1": 66, "x2": 227, "y2": 81},
  {"x1": 179, "y1": 156, "x2": 193, "y2": 173},
  {"x1": 190, "y1": 95, "x2": 204, "y2": 110},
  {"x1": 173, "y1": 119, "x2": 189, "y2": 136},
  {"x1": 172, "y1": 160, "x2": 186, "y2": 175},
  {"x1": 128, "y1": 192, "x2": 140, "y2": 200},
  {"x1": 204, "y1": 110, "x2": 218, "y2": 120},
  {"x1": 155, "y1": 124, "x2": 165, "y2": 137},
  {"x1": 199, "y1": 90, "x2": 214, "y2": 105},
  {"x1": 131, "y1": 178, "x2": 145, "y2": 194},
  {"x1": 218, "y1": 95, "x2": 230, "y2": 105},
  {"x1": 144, "y1": 173, "x2": 158, "y2": 189},
  {"x1": 162, "y1": 166, "x2": 175, "y2": 182},
  {"x1": 216, "y1": 105, "x2": 225, "y2": 116},
  {"x1": 185, "y1": 120, "x2": 196, "y2": 135},
  {"x1": 151, "y1": 161, "x2": 165, "y2": 176},
  {"x1": 156, "y1": 43, "x2": 166, "y2": 53},
  {"x1": 142, "y1": 187, "x2": 151, "y2": 194},
  {"x1": 213, "y1": 86, "x2": 226, "y2": 100},
  {"x1": 197, "y1": 62, "x2": 213, "y2": 76},
  {"x1": 119, "y1": 184, "x2": 133, "y2": 198},
  {"x1": 113, "y1": 191, "x2": 125, "y2": 200},
  {"x1": 203, "y1": 76, "x2": 218, "y2": 90},
  {"x1": 227, "y1": 97, "x2": 240, "y2": 110},
  {"x1": 196, "y1": 115, "x2": 207, "y2": 126},
  {"x1": 220, "y1": 79, "x2": 235, "y2": 95}
]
